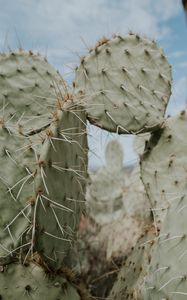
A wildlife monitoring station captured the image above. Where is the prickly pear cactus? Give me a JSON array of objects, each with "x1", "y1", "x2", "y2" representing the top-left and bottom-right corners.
[
  {"x1": 141, "y1": 198, "x2": 187, "y2": 299},
  {"x1": 74, "y1": 33, "x2": 172, "y2": 134},
  {"x1": 0, "y1": 50, "x2": 64, "y2": 132},
  {"x1": 86, "y1": 139, "x2": 125, "y2": 225},
  {"x1": 33, "y1": 106, "x2": 88, "y2": 270},
  {"x1": 0, "y1": 51, "x2": 88, "y2": 270},
  {"x1": 108, "y1": 225, "x2": 156, "y2": 300},
  {"x1": 0, "y1": 262, "x2": 81, "y2": 299},
  {"x1": 139, "y1": 110, "x2": 187, "y2": 299},
  {"x1": 140, "y1": 110, "x2": 187, "y2": 226}
]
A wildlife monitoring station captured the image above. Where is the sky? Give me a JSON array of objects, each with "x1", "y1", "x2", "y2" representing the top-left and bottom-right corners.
[{"x1": 0, "y1": 0, "x2": 187, "y2": 169}]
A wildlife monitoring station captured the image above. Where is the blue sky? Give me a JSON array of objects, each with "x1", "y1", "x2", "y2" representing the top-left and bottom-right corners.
[{"x1": 0, "y1": 0, "x2": 186, "y2": 168}]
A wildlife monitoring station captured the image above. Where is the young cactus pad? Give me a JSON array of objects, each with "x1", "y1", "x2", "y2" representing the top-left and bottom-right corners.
[
  {"x1": 0, "y1": 262, "x2": 81, "y2": 299},
  {"x1": 74, "y1": 33, "x2": 172, "y2": 134},
  {"x1": 140, "y1": 110, "x2": 187, "y2": 226},
  {"x1": 0, "y1": 52, "x2": 88, "y2": 269}
]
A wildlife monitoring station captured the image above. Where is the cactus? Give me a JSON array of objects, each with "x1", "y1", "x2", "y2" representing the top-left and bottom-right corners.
[
  {"x1": 139, "y1": 110, "x2": 187, "y2": 298},
  {"x1": 0, "y1": 50, "x2": 64, "y2": 131},
  {"x1": 33, "y1": 105, "x2": 88, "y2": 270},
  {"x1": 108, "y1": 225, "x2": 156, "y2": 300},
  {"x1": 86, "y1": 139, "x2": 125, "y2": 225},
  {"x1": 141, "y1": 194, "x2": 187, "y2": 299},
  {"x1": 74, "y1": 33, "x2": 172, "y2": 134},
  {"x1": 140, "y1": 110, "x2": 187, "y2": 227},
  {"x1": 0, "y1": 262, "x2": 82, "y2": 299},
  {"x1": 0, "y1": 32, "x2": 181, "y2": 299},
  {"x1": 0, "y1": 51, "x2": 88, "y2": 270}
]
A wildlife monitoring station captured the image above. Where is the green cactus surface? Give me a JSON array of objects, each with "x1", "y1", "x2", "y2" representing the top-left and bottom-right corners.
[
  {"x1": 141, "y1": 197, "x2": 187, "y2": 299},
  {"x1": 140, "y1": 110, "x2": 187, "y2": 227},
  {"x1": 33, "y1": 106, "x2": 88, "y2": 270},
  {"x1": 0, "y1": 50, "x2": 64, "y2": 132},
  {"x1": 0, "y1": 51, "x2": 88, "y2": 270},
  {"x1": 74, "y1": 33, "x2": 172, "y2": 134},
  {"x1": 140, "y1": 110, "x2": 187, "y2": 299},
  {"x1": 0, "y1": 262, "x2": 81, "y2": 299},
  {"x1": 108, "y1": 225, "x2": 156, "y2": 300}
]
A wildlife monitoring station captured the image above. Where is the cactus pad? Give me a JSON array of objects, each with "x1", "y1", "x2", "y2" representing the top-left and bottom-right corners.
[
  {"x1": 141, "y1": 198, "x2": 187, "y2": 299},
  {"x1": 140, "y1": 110, "x2": 187, "y2": 226},
  {"x1": 108, "y1": 225, "x2": 156, "y2": 300},
  {"x1": 0, "y1": 262, "x2": 81, "y2": 299},
  {"x1": 74, "y1": 33, "x2": 172, "y2": 134},
  {"x1": 0, "y1": 50, "x2": 64, "y2": 132},
  {"x1": 0, "y1": 51, "x2": 88, "y2": 269}
]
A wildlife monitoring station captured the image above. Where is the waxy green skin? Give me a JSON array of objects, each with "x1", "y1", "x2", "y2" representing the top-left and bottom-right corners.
[
  {"x1": 140, "y1": 110, "x2": 187, "y2": 226},
  {"x1": 108, "y1": 226, "x2": 156, "y2": 300},
  {"x1": 34, "y1": 107, "x2": 88, "y2": 270},
  {"x1": 0, "y1": 50, "x2": 64, "y2": 132},
  {"x1": 141, "y1": 199, "x2": 187, "y2": 299},
  {"x1": 0, "y1": 106, "x2": 88, "y2": 270},
  {"x1": 74, "y1": 33, "x2": 172, "y2": 134},
  {"x1": 0, "y1": 52, "x2": 88, "y2": 270},
  {"x1": 0, "y1": 263, "x2": 81, "y2": 299},
  {"x1": 140, "y1": 111, "x2": 187, "y2": 299}
]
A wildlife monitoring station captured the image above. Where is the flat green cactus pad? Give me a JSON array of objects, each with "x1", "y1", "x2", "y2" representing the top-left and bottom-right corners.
[
  {"x1": 0, "y1": 51, "x2": 88, "y2": 270},
  {"x1": 140, "y1": 110, "x2": 187, "y2": 298},
  {"x1": 74, "y1": 33, "x2": 172, "y2": 134},
  {"x1": 141, "y1": 198, "x2": 187, "y2": 299},
  {"x1": 0, "y1": 50, "x2": 64, "y2": 133},
  {"x1": 0, "y1": 263, "x2": 81, "y2": 299},
  {"x1": 108, "y1": 225, "x2": 156, "y2": 300},
  {"x1": 140, "y1": 110, "x2": 187, "y2": 226},
  {"x1": 0, "y1": 105, "x2": 88, "y2": 270},
  {"x1": 34, "y1": 106, "x2": 88, "y2": 270}
]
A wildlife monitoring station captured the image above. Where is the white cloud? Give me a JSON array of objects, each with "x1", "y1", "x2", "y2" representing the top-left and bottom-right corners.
[
  {"x1": 0, "y1": 0, "x2": 181, "y2": 62},
  {"x1": 168, "y1": 50, "x2": 187, "y2": 58},
  {"x1": 152, "y1": 0, "x2": 181, "y2": 21}
]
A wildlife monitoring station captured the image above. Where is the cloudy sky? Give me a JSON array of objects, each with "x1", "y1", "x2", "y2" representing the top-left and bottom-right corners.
[{"x1": 0, "y1": 0, "x2": 187, "y2": 168}]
